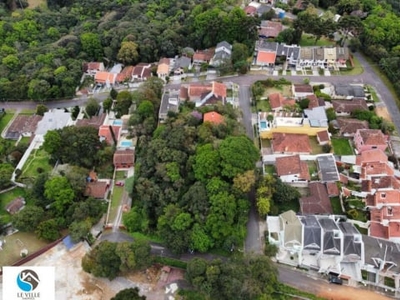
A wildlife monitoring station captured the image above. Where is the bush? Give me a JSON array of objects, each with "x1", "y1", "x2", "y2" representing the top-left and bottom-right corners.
[
  {"x1": 36, "y1": 167, "x2": 44, "y2": 173},
  {"x1": 322, "y1": 144, "x2": 332, "y2": 153}
]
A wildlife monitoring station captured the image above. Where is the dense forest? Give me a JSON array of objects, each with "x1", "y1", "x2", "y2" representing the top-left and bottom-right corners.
[
  {"x1": 0, "y1": 0, "x2": 257, "y2": 100},
  {"x1": 124, "y1": 102, "x2": 259, "y2": 254}
]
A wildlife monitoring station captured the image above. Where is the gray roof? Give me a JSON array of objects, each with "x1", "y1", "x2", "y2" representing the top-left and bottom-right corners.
[
  {"x1": 303, "y1": 106, "x2": 328, "y2": 127},
  {"x1": 257, "y1": 4, "x2": 273, "y2": 15},
  {"x1": 336, "y1": 47, "x2": 350, "y2": 60},
  {"x1": 216, "y1": 41, "x2": 232, "y2": 51},
  {"x1": 335, "y1": 84, "x2": 365, "y2": 98},
  {"x1": 300, "y1": 215, "x2": 321, "y2": 250},
  {"x1": 338, "y1": 222, "x2": 362, "y2": 259},
  {"x1": 318, "y1": 218, "x2": 342, "y2": 255},
  {"x1": 174, "y1": 56, "x2": 191, "y2": 69},
  {"x1": 159, "y1": 89, "x2": 180, "y2": 116},
  {"x1": 314, "y1": 47, "x2": 325, "y2": 61},
  {"x1": 257, "y1": 41, "x2": 278, "y2": 52},
  {"x1": 280, "y1": 210, "x2": 302, "y2": 247},
  {"x1": 35, "y1": 109, "x2": 71, "y2": 135},
  {"x1": 317, "y1": 155, "x2": 340, "y2": 182},
  {"x1": 300, "y1": 47, "x2": 314, "y2": 60},
  {"x1": 363, "y1": 235, "x2": 400, "y2": 273}
]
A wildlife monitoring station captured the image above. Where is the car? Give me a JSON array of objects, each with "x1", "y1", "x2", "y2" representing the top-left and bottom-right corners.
[
  {"x1": 115, "y1": 181, "x2": 124, "y2": 187},
  {"x1": 329, "y1": 276, "x2": 343, "y2": 285}
]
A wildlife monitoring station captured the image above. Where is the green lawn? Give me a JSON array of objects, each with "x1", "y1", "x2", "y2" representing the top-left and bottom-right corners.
[
  {"x1": 367, "y1": 85, "x2": 380, "y2": 102},
  {"x1": 0, "y1": 110, "x2": 15, "y2": 133},
  {"x1": 331, "y1": 138, "x2": 353, "y2": 155},
  {"x1": 309, "y1": 137, "x2": 324, "y2": 154},
  {"x1": 337, "y1": 55, "x2": 364, "y2": 76},
  {"x1": 0, "y1": 187, "x2": 27, "y2": 223},
  {"x1": 18, "y1": 136, "x2": 31, "y2": 146},
  {"x1": 21, "y1": 148, "x2": 53, "y2": 179},
  {"x1": 299, "y1": 34, "x2": 335, "y2": 47},
  {"x1": 108, "y1": 186, "x2": 124, "y2": 223},
  {"x1": 264, "y1": 164, "x2": 276, "y2": 175},
  {"x1": 256, "y1": 100, "x2": 271, "y2": 112},
  {"x1": 19, "y1": 109, "x2": 36, "y2": 115},
  {"x1": 115, "y1": 170, "x2": 127, "y2": 180},
  {"x1": 129, "y1": 231, "x2": 163, "y2": 244},
  {"x1": 0, "y1": 231, "x2": 48, "y2": 267},
  {"x1": 330, "y1": 196, "x2": 343, "y2": 214},
  {"x1": 307, "y1": 161, "x2": 318, "y2": 180}
]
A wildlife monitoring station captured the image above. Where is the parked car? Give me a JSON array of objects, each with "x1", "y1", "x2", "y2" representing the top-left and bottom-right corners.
[
  {"x1": 329, "y1": 276, "x2": 343, "y2": 285},
  {"x1": 115, "y1": 181, "x2": 124, "y2": 187}
]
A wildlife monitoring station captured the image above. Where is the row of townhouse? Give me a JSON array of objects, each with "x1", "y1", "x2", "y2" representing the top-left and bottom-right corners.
[
  {"x1": 254, "y1": 40, "x2": 350, "y2": 69},
  {"x1": 267, "y1": 210, "x2": 400, "y2": 296}
]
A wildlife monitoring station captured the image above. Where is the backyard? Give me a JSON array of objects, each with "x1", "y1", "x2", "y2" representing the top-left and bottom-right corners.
[
  {"x1": 107, "y1": 170, "x2": 128, "y2": 224},
  {"x1": 264, "y1": 164, "x2": 275, "y2": 175},
  {"x1": 20, "y1": 147, "x2": 53, "y2": 179},
  {"x1": 299, "y1": 34, "x2": 335, "y2": 47},
  {"x1": 330, "y1": 196, "x2": 343, "y2": 214},
  {"x1": 309, "y1": 137, "x2": 324, "y2": 154},
  {"x1": 255, "y1": 99, "x2": 271, "y2": 112},
  {"x1": 0, "y1": 187, "x2": 27, "y2": 223},
  {"x1": 0, "y1": 231, "x2": 48, "y2": 267},
  {"x1": 307, "y1": 161, "x2": 318, "y2": 180},
  {"x1": 331, "y1": 138, "x2": 353, "y2": 155}
]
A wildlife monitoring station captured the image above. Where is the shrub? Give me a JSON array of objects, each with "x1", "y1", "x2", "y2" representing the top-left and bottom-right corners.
[
  {"x1": 36, "y1": 167, "x2": 44, "y2": 173},
  {"x1": 322, "y1": 144, "x2": 332, "y2": 153}
]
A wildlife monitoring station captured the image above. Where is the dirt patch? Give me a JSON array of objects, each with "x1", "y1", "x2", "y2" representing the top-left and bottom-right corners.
[
  {"x1": 317, "y1": 286, "x2": 390, "y2": 300},
  {"x1": 27, "y1": 0, "x2": 45, "y2": 8},
  {"x1": 263, "y1": 85, "x2": 293, "y2": 98},
  {"x1": 375, "y1": 105, "x2": 392, "y2": 122}
]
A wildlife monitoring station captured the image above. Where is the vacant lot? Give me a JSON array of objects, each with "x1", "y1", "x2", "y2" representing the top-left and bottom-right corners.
[
  {"x1": 299, "y1": 34, "x2": 335, "y2": 47},
  {"x1": 331, "y1": 138, "x2": 353, "y2": 155},
  {"x1": 263, "y1": 85, "x2": 293, "y2": 98},
  {"x1": 0, "y1": 187, "x2": 26, "y2": 223},
  {"x1": 0, "y1": 231, "x2": 48, "y2": 267},
  {"x1": 309, "y1": 137, "x2": 324, "y2": 154}
]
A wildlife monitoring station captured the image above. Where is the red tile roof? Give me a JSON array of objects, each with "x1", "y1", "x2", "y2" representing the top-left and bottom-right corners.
[
  {"x1": 113, "y1": 149, "x2": 135, "y2": 166},
  {"x1": 259, "y1": 21, "x2": 283, "y2": 38},
  {"x1": 356, "y1": 149, "x2": 388, "y2": 165},
  {"x1": 179, "y1": 86, "x2": 189, "y2": 100},
  {"x1": 257, "y1": 51, "x2": 277, "y2": 64},
  {"x1": 6, "y1": 115, "x2": 42, "y2": 137},
  {"x1": 212, "y1": 82, "x2": 227, "y2": 98},
  {"x1": 300, "y1": 182, "x2": 333, "y2": 214},
  {"x1": 87, "y1": 62, "x2": 102, "y2": 71},
  {"x1": 340, "y1": 174, "x2": 349, "y2": 184},
  {"x1": 360, "y1": 161, "x2": 394, "y2": 179},
  {"x1": 98, "y1": 125, "x2": 121, "y2": 145},
  {"x1": 326, "y1": 182, "x2": 339, "y2": 197},
  {"x1": 203, "y1": 111, "x2": 224, "y2": 125},
  {"x1": 369, "y1": 222, "x2": 389, "y2": 239},
  {"x1": 362, "y1": 176, "x2": 400, "y2": 192},
  {"x1": 293, "y1": 84, "x2": 313, "y2": 93},
  {"x1": 332, "y1": 99, "x2": 368, "y2": 113},
  {"x1": 76, "y1": 114, "x2": 106, "y2": 129},
  {"x1": 193, "y1": 50, "x2": 214, "y2": 62},
  {"x1": 337, "y1": 118, "x2": 369, "y2": 135},
  {"x1": 116, "y1": 66, "x2": 134, "y2": 82},
  {"x1": 317, "y1": 130, "x2": 330, "y2": 143},
  {"x1": 269, "y1": 93, "x2": 284, "y2": 109},
  {"x1": 307, "y1": 94, "x2": 322, "y2": 109},
  {"x1": 95, "y1": 72, "x2": 116, "y2": 84},
  {"x1": 85, "y1": 181, "x2": 109, "y2": 199},
  {"x1": 275, "y1": 155, "x2": 310, "y2": 180},
  {"x1": 357, "y1": 129, "x2": 387, "y2": 146},
  {"x1": 272, "y1": 133, "x2": 312, "y2": 154},
  {"x1": 188, "y1": 83, "x2": 212, "y2": 98},
  {"x1": 5, "y1": 197, "x2": 25, "y2": 214},
  {"x1": 244, "y1": 6, "x2": 257, "y2": 15}
]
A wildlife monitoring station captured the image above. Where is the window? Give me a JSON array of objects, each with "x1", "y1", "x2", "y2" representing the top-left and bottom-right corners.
[
  {"x1": 387, "y1": 206, "x2": 393, "y2": 216},
  {"x1": 381, "y1": 193, "x2": 386, "y2": 199}
]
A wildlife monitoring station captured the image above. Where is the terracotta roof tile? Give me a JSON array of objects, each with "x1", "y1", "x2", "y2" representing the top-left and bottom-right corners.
[
  {"x1": 360, "y1": 161, "x2": 394, "y2": 179},
  {"x1": 85, "y1": 181, "x2": 109, "y2": 199},
  {"x1": 87, "y1": 62, "x2": 102, "y2": 70},
  {"x1": 256, "y1": 51, "x2": 277, "y2": 64},
  {"x1": 332, "y1": 98, "x2": 368, "y2": 113},
  {"x1": 244, "y1": 6, "x2": 257, "y2": 14},
  {"x1": 362, "y1": 176, "x2": 400, "y2": 192},
  {"x1": 188, "y1": 83, "x2": 212, "y2": 97},
  {"x1": 258, "y1": 21, "x2": 283, "y2": 38},
  {"x1": 317, "y1": 130, "x2": 330, "y2": 142},
  {"x1": 269, "y1": 93, "x2": 284, "y2": 109},
  {"x1": 95, "y1": 72, "x2": 116, "y2": 84},
  {"x1": 6, "y1": 115, "x2": 42, "y2": 139},
  {"x1": 76, "y1": 114, "x2": 106, "y2": 129},
  {"x1": 357, "y1": 129, "x2": 387, "y2": 146},
  {"x1": 98, "y1": 125, "x2": 121, "y2": 145},
  {"x1": 203, "y1": 111, "x2": 224, "y2": 125},
  {"x1": 326, "y1": 182, "x2": 339, "y2": 197},
  {"x1": 212, "y1": 82, "x2": 227, "y2": 98},
  {"x1": 193, "y1": 50, "x2": 214, "y2": 62},
  {"x1": 272, "y1": 133, "x2": 312, "y2": 154},
  {"x1": 337, "y1": 118, "x2": 369, "y2": 135},
  {"x1": 356, "y1": 149, "x2": 388, "y2": 165},
  {"x1": 307, "y1": 94, "x2": 322, "y2": 109},
  {"x1": 179, "y1": 86, "x2": 189, "y2": 100},
  {"x1": 113, "y1": 149, "x2": 135, "y2": 166},
  {"x1": 300, "y1": 182, "x2": 333, "y2": 214},
  {"x1": 293, "y1": 84, "x2": 313, "y2": 93},
  {"x1": 116, "y1": 66, "x2": 134, "y2": 82}
]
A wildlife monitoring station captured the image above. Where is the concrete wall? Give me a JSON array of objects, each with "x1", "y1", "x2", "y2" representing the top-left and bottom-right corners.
[{"x1": 260, "y1": 126, "x2": 327, "y2": 139}]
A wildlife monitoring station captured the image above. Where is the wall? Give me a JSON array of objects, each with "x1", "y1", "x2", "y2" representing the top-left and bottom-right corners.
[{"x1": 260, "y1": 125, "x2": 327, "y2": 139}]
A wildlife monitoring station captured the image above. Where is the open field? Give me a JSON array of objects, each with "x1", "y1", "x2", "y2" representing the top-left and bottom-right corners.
[
  {"x1": 0, "y1": 187, "x2": 26, "y2": 223},
  {"x1": 262, "y1": 85, "x2": 293, "y2": 98},
  {"x1": 375, "y1": 105, "x2": 392, "y2": 122},
  {"x1": 0, "y1": 110, "x2": 15, "y2": 133},
  {"x1": 331, "y1": 138, "x2": 353, "y2": 155},
  {"x1": 0, "y1": 231, "x2": 48, "y2": 267},
  {"x1": 108, "y1": 186, "x2": 124, "y2": 223},
  {"x1": 299, "y1": 34, "x2": 335, "y2": 47},
  {"x1": 21, "y1": 147, "x2": 53, "y2": 178},
  {"x1": 330, "y1": 196, "x2": 343, "y2": 214}
]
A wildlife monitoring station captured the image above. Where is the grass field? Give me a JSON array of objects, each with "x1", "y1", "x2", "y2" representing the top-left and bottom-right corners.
[
  {"x1": 129, "y1": 232, "x2": 163, "y2": 244},
  {"x1": 0, "y1": 111, "x2": 15, "y2": 133},
  {"x1": 21, "y1": 148, "x2": 53, "y2": 179},
  {"x1": 264, "y1": 164, "x2": 276, "y2": 175},
  {"x1": 0, "y1": 231, "x2": 48, "y2": 267},
  {"x1": 256, "y1": 100, "x2": 271, "y2": 112},
  {"x1": 0, "y1": 187, "x2": 27, "y2": 223},
  {"x1": 307, "y1": 161, "x2": 318, "y2": 180},
  {"x1": 108, "y1": 186, "x2": 124, "y2": 223},
  {"x1": 330, "y1": 196, "x2": 343, "y2": 214},
  {"x1": 115, "y1": 170, "x2": 127, "y2": 180},
  {"x1": 331, "y1": 138, "x2": 353, "y2": 155},
  {"x1": 299, "y1": 34, "x2": 335, "y2": 47},
  {"x1": 19, "y1": 109, "x2": 36, "y2": 115}
]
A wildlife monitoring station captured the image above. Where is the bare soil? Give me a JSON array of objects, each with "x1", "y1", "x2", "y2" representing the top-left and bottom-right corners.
[
  {"x1": 317, "y1": 285, "x2": 391, "y2": 300},
  {"x1": 375, "y1": 106, "x2": 392, "y2": 122}
]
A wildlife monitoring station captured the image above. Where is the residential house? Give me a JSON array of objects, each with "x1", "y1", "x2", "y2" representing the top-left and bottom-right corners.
[
  {"x1": 210, "y1": 41, "x2": 232, "y2": 67},
  {"x1": 98, "y1": 125, "x2": 121, "y2": 145},
  {"x1": 292, "y1": 84, "x2": 314, "y2": 99},
  {"x1": 179, "y1": 81, "x2": 226, "y2": 107},
  {"x1": 159, "y1": 89, "x2": 180, "y2": 123},
  {"x1": 317, "y1": 130, "x2": 330, "y2": 145},
  {"x1": 367, "y1": 190, "x2": 400, "y2": 242},
  {"x1": 355, "y1": 149, "x2": 388, "y2": 166},
  {"x1": 354, "y1": 129, "x2": 387, "y2": 153},
  {"x1": 337, "y1": 118, "x2": 369, "y2": 137},
  {"x1": 334, "y1": 84, "x2": 365, "y2": 99},
  {"x1": 326, "y1": 182, "x2": 340, "y2": 197},
  {"x1": 116, "y1": 66, "x2": 134, "y2": 83},
  {"x1": 271, "y1": 132, "x2": 312, "y2": 154},
  {"x1": 5, "y1": 197, "x2": 25, "y2": 214},
  {"x1": 257, "y1": 4, "x2": 273, "y2": 15},
  {"x1": 5, "y1": 115, "x2": 43, "y2": 140},
  {"x1": 256, "y1": 50, "x2": 277, "y2": 67},
  {"x1": 307, "y1": 94, "x2": 325, "y2": 109},
  {"x1": 300, "y1": 182, "x2": 333, "y2": 215},
  {"x1": 35, "y1": 109, "x2": 71, "y2": 139},
  {"x1": 173, "y1": 56, "x2": 191, "y2": 75},
  {"x1": 193, "y1": 49, "x2": 215, "y2": 65},
  {"x1": 317, "y1": 155, "x2": 340, "y2": 182},
  {"x1": 275, "y1": 154, "x2": 310, "y2": 183},
  {"x1": 259, "y1": 21, "x2": 283, "y2": 39},
  {"x1": 303, "y1": 106, "x2": 328, "y2": 128},
  {"x1": 269, "y1": 93, "x2": 295, "y2": 111},
  {"x1": 298, "y1": 48, "x2": 314, "y2": 68},
  {"x1": 336, "y1": 47, "x2": 350, "y2": 66},
  {"x1": 244, "y1": 5, "x2": 257, "y2": 16},
  {"x1": 95, "y1": 71, "x2": 117, "y2": 87},
  {"x1": 362, "y1": 176, "x2": 400, "y2": 194},
  {"x1": 76, "y1": 114, "x2": 107, "y2": 130},
  {"x1": 113, "y1": 149, "x2": 135, "y2": 169},
  {"x1": 332, "y1": 98, "x2": 368, "y2": 116},
  {"x1": 84, "y1": 62, "x2": 105, "y2": 76},
  {"x1": 157, "y1": 58, "x2": 171, "y2": 80},
  {"x1": 313, "y1": 48, "x2": 325, "y2": 67},
  {"x1": 132, "y1": 63, "x2": 152, "y2": 81},
  {"x1": 300, "y1": 215, "x2": 322, "y2": 268},
  {"x1": 276, "y1": 43, "x2": 301, "y2": 66},
  {"x1": 203, "y1": 111, "x2": 224, "y2": 125},
  {"x1": 324, "y1": 47, "x2": 337, "y2": 67},
  {"x1": 85, "y1": 180, "x2": 110, "y2": 199}
]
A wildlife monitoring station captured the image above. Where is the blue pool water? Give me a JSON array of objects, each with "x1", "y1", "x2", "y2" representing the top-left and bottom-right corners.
[
  {"x1": 121, "y1": 140, "x2": 133, "y2": 147},
  {"x1": 113, "y1": 119, "x2": 123, "y2": 126},
  {"x1": 260, "y1": 121, "x2": 267, "y2": 130}
]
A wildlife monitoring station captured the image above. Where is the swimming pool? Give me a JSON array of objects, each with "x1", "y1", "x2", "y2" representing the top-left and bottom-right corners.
[
  {"x1": 120, "y1": 140, "x2": 133, "y2": 147},
  {"x1": 113, "y1": 119, "x2": 123, "y2": 126},
  {"x1": 260, "y1": 121, "x2": 267, "y2": 130}
]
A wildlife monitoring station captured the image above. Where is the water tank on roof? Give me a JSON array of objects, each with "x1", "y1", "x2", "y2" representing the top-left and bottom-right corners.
[{"x1": 278, "y1": 10, "x2": 286, "y2": 19}]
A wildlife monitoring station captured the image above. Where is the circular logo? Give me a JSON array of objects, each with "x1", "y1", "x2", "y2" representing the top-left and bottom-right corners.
[{"x1": 16, "y1": 269, "x2": 40, "y2": 292}]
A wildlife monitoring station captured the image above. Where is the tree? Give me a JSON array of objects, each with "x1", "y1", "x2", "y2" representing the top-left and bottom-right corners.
[
  {"x1": 103, "y1": 97, "x2": 113, "y2": 113},
  {"x1": 44, "y1": 176, "x2": 75, "y2": 215},
  {"x1": 80, "y1": 33, "x2": 102, "y2": 60},
  {"x1": 299, "y1": 98, "x2": 310, "y2": 110},
  {"x1": 36, "y1": 219, "x2": 60, "y2": 241},
  {"x1": 111, "y1": 288, "x2": 146, "y2": 300},
  {"x1": 12, "y1": 206, "x2": 45, "y2": 232},
  {"x1": 137, "y1": 100, "x2": 154, "y2": 120},
  {"x1": 110, "y1": 88, "x2": 118, "y2": 100},
  {"x1": 0, "y1": 163, "x2": 14, "y2": 189},
  {"x1": 36, "y1": 104, "x2": 48, "y2": 116},
  {"x1": 115, "y1": 91, "x2": 133, "y2": 117},
  {"x1": 85, "y1": 98, "x2": 100, "y2": 117},
  {"x1": 231, "y1": 43, "x2": 249, "y2": 65},
  {"x1": 69, "y1": 220, "x2": 91, "y2": 243},
  {"x1": 276, "y1": 28, "x2": 298, "y2": 45},
  {"x1": 218, "y1": 136, "x2": 259, "y2": 178},
  {"x1": 43, "y1": 130, "x2": 62, "y2": 156},
  {"x1": 117, "y1": 41, "x2": 139, "y2": 65},
  {"x1": 273, "y1": 179, "x2": 301, "y2": 204},
  {"x1": 116, "y1": 242, "x2": 136, "y2": 272},
  {"x1": 2, "y1": 54, "x2": 19, "y2": 69},
  {"x1": 256, "y1": 174, "x2": 275, "y2": 216},
  {"x1": 233, "y1": 170, "x2": 256, "y2": 194},
  {"x1": 326, "y1": 107, "x2": 337, "y2": 121},
  {"x1": 193, "y1": 144, "x2": 221, "y2": 182}
]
